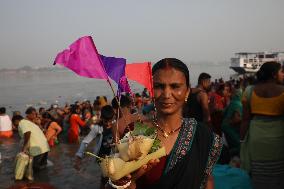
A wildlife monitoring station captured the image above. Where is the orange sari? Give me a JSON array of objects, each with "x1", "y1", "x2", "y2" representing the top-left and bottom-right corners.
[{"x1": 68, "y1": 114, "x2": 86, "y2": 143}]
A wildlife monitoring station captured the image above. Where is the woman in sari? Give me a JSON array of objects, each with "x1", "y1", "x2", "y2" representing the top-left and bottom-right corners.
[
  {"x1": 241, "y1": 61, "x2": 284, "y2": 189},
  {"x1": 222, "y1": 88, "x2": 242, "y2": 157},
  {"x1": 109, "y1": 58, "x2": 222, "y2": 189},
  {"x1": 68, "y1": 104, "x2": 87, "y2": 143},
  {"x1": 41, "y1": 112, "x2": 62, "y2": 147}
]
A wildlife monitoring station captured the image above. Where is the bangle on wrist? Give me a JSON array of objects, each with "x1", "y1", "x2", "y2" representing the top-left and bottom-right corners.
[{"x1": 108, "y1": 178, "x2": 131, "y2": 189}]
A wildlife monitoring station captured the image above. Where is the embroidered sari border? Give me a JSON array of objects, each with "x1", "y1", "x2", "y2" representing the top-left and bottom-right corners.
[{"x1": 163, "y1": 118, "x2": 197, "y2": 174}]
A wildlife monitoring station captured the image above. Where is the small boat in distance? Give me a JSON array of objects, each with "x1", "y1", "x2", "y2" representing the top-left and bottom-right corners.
[{"x1": 230, "y1": 52, "x2": 284, "y2": 74}]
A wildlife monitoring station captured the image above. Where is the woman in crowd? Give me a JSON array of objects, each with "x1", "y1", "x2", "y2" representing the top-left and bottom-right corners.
[
  {"x1": 110, "y1": 58, "x2": 222, "y2": 189},
  {"x1": 68, "y1": 104, "x2": 87, "y2": 143},
  {"x1": 241, "y1": 61, "x2": 284, "y2": 188},
  {"x1": 222, "y1": 88, "x2": 243, "y2": 158},
  {"x1": 41, "y1": 112, "x2": 62, "y2": 147}
]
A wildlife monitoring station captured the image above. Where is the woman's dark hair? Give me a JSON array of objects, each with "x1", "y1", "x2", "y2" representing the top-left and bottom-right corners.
[
  {"x1": 42, "y1": 112, "x2": 54, "y2": 120},
  {"x1": 256, "y1": 61, "x2": 281, "y2": 82},
  {"x1": 12, "y1": 115, "x2": 24, "y2": 123},
  {"x1": 152, "y1": 58, "x2": 190, "y2": 87},
  {"x1": 70, "y1": 104, "x2": 80, "y2": 114},
  {"x1": 198, "y1": 72, "x2": 211, "y2": 84},
  {"x1": 100, "y1": 105, "x2": 115, "y2": 121}
]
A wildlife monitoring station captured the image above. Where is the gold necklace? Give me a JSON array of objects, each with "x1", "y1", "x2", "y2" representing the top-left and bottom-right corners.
[{"x1": 153, "y1": 120, "x2": 181, "y2": 138}]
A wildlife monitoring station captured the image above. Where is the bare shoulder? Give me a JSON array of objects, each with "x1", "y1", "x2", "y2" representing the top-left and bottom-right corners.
[{"x1": 198, "y1": 91, "x2": 208, "y2": 101}]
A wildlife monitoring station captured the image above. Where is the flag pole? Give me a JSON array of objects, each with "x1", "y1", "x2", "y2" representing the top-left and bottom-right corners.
[{"x1": 106, "y1": 78, "x2": 121, "y2": 143}]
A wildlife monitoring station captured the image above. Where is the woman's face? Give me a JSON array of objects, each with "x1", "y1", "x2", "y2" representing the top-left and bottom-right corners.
[
  {"x1": 153, "y1": 67, "x2": 189, "y2": 116},
  {"x1": 276, "y1": 68, "x2": 284, "y2": 84}
]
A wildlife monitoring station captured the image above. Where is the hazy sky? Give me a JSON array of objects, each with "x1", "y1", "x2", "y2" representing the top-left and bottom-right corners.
[{"x1": 0, "y1": 0, "x2": 284, "y2": 69}]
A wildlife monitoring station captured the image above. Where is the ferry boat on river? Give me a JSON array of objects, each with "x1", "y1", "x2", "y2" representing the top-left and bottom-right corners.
[{"x1": 230, "y1": 52, "x2": 284, "y2": 74}]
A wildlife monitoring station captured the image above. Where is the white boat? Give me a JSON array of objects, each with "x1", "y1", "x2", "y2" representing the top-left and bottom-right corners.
[{"x1": 230, "y1": 52, "x2": 284, "y2": 74}]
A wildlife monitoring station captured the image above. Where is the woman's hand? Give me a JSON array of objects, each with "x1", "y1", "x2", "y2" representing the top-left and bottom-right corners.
[
  {"x1": 132, "y1": 159, "x2": 160, "y2": 180},
  {"x1": 106, "y1": 159, "x2": 160, "y2": 189}
]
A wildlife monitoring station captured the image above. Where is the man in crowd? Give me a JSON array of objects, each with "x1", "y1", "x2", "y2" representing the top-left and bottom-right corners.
[
  {"x1": 185, "y1": 72, "x2": 211, "y2": 124},
  {"x1": 12, "y1": 107, "x2": 50, "y2": 172},
  {"x1": 0, "y1": 107, "x2": 13, "y2": 138}
]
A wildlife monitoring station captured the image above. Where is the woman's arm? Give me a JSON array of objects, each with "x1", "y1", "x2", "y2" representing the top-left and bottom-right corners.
[
  {"x1": 52, "y1": 122, "x2": 62, "y2": 136},
  {"x1": 240, "y1": 97, "x2": 251, "y2": 140},
  {"x1": 206, "y1": 175, "x2": 214, "y2": 189},
  {"x1": 75, "y1": 114, "x2": 87, "y2": 127}
]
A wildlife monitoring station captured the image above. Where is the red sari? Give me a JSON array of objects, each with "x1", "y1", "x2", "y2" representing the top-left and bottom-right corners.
[{"x1": 68, "y1": 114, "x2": 86, "y2": 143}]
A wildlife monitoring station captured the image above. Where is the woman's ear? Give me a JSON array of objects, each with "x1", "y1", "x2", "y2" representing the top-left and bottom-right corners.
[
  {"x1": 185, "y1": 88, "x2": 190, "y2": 102},
  {"x1": 186, "y1": 88, "x2": 190, "y2": 98}
]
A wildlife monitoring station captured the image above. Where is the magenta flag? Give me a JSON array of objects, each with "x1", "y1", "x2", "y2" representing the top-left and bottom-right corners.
[{"x1": 54, "y1": 36, "x2": 108, "y2": 79}]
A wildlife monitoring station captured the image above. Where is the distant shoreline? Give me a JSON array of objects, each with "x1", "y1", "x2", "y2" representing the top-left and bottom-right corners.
[{"x1": 0, "y1": 66, "x2": 66, "y2": 74}]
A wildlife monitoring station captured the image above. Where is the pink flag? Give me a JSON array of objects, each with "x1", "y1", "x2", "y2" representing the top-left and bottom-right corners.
[
  {"x1": 54, "y1": 36, "x2": 108, "y2": 79},
  {"x1": 125, "y1": 62, "x2": 153, "y2": 97}
]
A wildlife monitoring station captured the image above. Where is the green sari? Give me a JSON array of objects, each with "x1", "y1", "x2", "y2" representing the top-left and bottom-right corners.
[{"x1": 222, "y1": 89, "x2": 242, "y2": 156}]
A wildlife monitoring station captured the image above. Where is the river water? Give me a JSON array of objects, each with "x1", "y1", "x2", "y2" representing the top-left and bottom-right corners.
[
  {"x1": 0, "y1": 63, "x2": 236, "y2": 115},
  {"x1": 0, "y1": 63, "x2": 236, "y2": 189},
  {"x1": 0, "y1": 136, "x2": 101, "y2": 189}
]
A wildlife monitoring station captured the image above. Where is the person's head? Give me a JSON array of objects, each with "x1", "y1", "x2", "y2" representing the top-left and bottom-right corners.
[
  {"x1": 98, "y1": 96, "x2": 108, "y2": 108},
  {"x1": 13, "y1": 111, "x2": 21, "y2": 116},
  {"x1": 25, "y1": 107, "x2": 37, "y2": 121},
  {"x1": 111, "y1": 95, "x2": 132, "y2": 110},
  {"x1": 152, "y1": 58, "x2": 190, "y2": 116},
  {"x1": 198, "y1": 72, "x2": 211, "y2": 91},
  {"x1": 63, "y1": 105, "x2": 71, "y2": 114},
  {"x1": 0, "y1": 107, "x2": 6, "y2": 115},
  {"x1": 216, "y1": 84, "x2": 225, "y2": 96},
  {"x1": 135, "y1": 93, "x2": 141, "y2": 98},
  {"x1": 39, "y1": 107, "x2": 46, "y2": 115},
  {"x1": 70, "y1": 104, "x2": 81, "y2": 114},
  {"x1": 83, "y1": 109, "x2": 92, "y2": 120},
  {"x1": 223, "y1": 83, "x2": 232, "y2": 97},
  {"x1": 41, "y1": 111, "x2": 54, "y2": 125},
  {"x1": 12, "y1": 115, "x2": 24, "y2": 127},
  {"x1": 256, "y1": 61, "x2": 284, "y2": 84},
  {"x1": 100, "y1": 105, "x2": 115, "y2": 129}
]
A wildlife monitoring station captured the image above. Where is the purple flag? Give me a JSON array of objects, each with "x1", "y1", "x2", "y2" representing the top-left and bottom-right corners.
[
  {"x1": 54, "y1": 36, "x2": 108, "y2": 79},
  {"x1": 100, "y1": 55, "x2": 126, "y2": 84},
  {"x1": 118, "y1": 76, "x2": 132, "y2": 94},
  {"x1": 100, "y1": 55, "x2": 131, "y2": 93}
]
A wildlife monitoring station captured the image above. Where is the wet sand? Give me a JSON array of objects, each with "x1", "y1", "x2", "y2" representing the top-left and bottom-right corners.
[{"x1": 0, "y1": 136, "x2": 101, "y2": 189}]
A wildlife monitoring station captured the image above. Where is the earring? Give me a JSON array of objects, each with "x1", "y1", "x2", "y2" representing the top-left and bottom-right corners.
[{"x1": 185, "y1": 97, "x2": 188, "y2": 102}]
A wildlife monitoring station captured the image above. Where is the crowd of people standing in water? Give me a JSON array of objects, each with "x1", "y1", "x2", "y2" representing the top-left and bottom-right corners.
[{"x1": 1, "y1": 59, "x2": 284, "y2": 188}]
